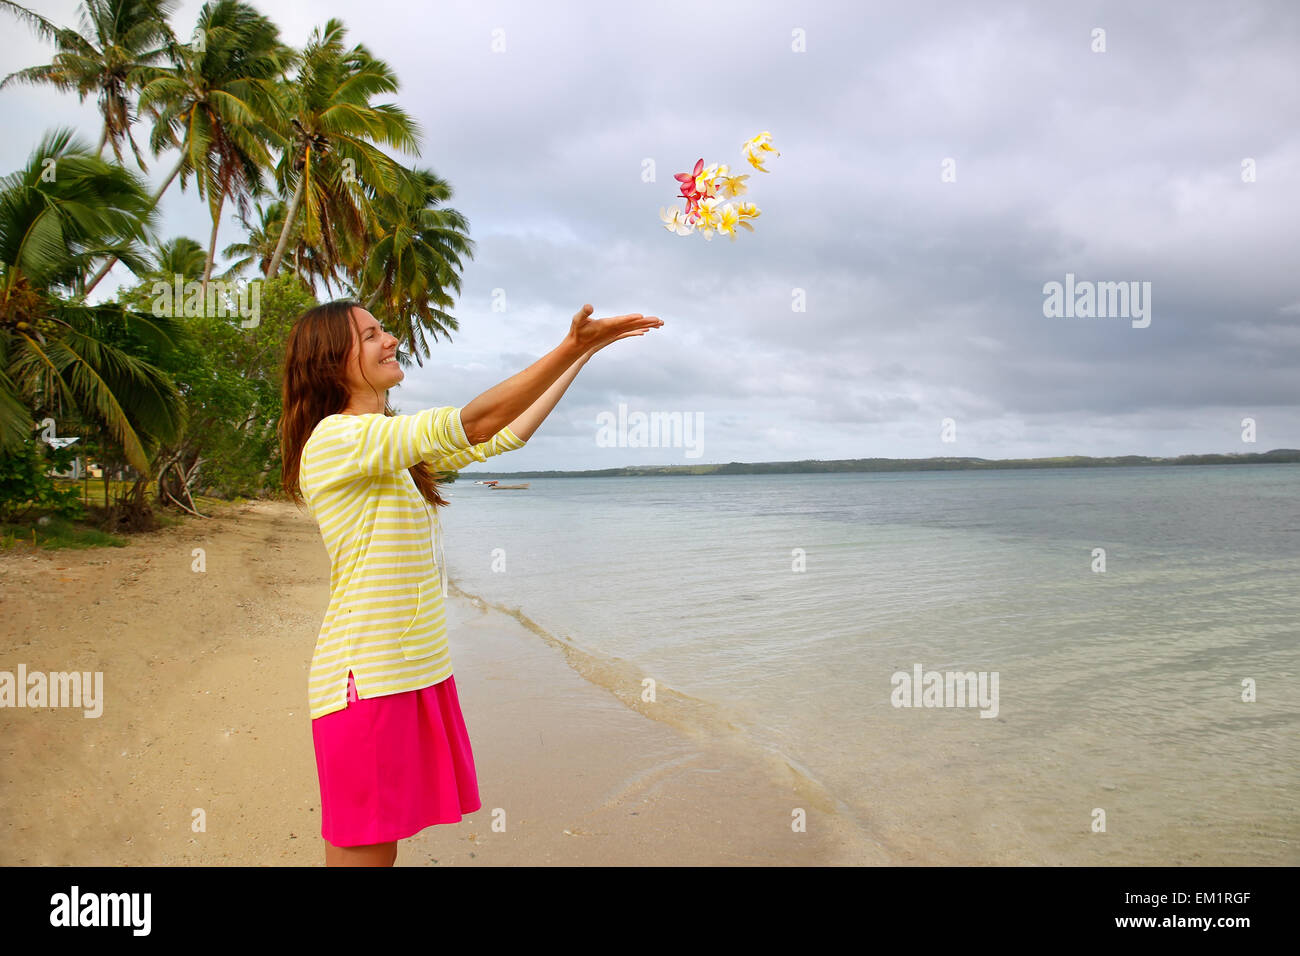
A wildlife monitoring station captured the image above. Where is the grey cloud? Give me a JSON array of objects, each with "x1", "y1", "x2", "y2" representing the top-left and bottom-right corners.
[{"x1": 3, "y1": 0, "x2": 1296, "y2": 467}]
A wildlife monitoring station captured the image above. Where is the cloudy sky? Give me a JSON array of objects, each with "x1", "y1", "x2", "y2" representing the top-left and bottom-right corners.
[{"x1": 4, "y1": 0, "x2": 1298, "y2": 470}]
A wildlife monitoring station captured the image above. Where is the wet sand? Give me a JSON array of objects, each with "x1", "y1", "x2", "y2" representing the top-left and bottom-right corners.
[{"x1": 0, "y1": 499, "x2": 889, "y2": 865}]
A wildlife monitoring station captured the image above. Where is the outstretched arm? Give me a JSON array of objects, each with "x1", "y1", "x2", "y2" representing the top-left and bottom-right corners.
[
  {"x1": 423, "y1": 329, "x2": 653, "y2": 471},
  {"x1": 459, "y1": 304, "x2": 662, "y2": 443},
  {"x1": 505, "y1": 330, "x2": 645, "y2": 441}
]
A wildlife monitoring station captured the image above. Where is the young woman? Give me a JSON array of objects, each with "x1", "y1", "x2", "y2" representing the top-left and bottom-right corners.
[{"x1": 280, "y1": 300, "x2": 662, "y2": 866}]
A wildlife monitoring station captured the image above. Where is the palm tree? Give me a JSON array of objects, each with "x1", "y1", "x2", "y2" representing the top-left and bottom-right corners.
[
  {"x1": 0, "y1": 128, "x2": 186, "y2": 474},
  {"x1": 144, "y1": 235, "x2": 208, "y2": 280},
  {"x1": 220, "y1": 198, "x2": 290, "y2": 278},
  {"x1": 79, "y1": 1, "x2": 293, "y2": 297},
  {"x1": 263, "y1": 18, "x2": 421, "y2": 281},
  {"x1": 357, "y1": 166, "x2": 475, "y2": 362},
  {"x1": 0, "y1": 0, "x2": 178, "y2": 169},
  {"x1": 221, "y1": 198, "x2": 337, "y2": 294},
  {"x1": 134, "y1": 0, "x2": 293, "y2": 296}
]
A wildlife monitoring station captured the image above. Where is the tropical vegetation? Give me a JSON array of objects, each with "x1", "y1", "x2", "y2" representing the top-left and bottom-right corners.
[{"x1": 0, "y1": 0, "x2": 477, "y2": 542}]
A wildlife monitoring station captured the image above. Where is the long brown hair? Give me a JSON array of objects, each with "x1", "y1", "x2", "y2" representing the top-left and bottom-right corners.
[{"x1": 280, "y1": 300, "x2": 450, "y2": 510}]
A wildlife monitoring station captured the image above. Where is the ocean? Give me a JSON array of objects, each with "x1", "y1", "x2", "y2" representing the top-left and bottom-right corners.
[{"x1": 436, "y1": 464, "x2": 1299, "y2": 864}]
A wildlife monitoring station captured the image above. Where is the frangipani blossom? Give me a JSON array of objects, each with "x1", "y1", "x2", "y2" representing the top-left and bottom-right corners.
[
  {"x1": 716, "y1": 202, "x2": 742, "y2": 241},
  {"x1": 720, "y1": 171, "x2": 750, "y2": 198},
  {"x1": 674, "y1": 158, "x2": 704, "y2": 189},
  {"x1": 694, "y1": 163, "x2": 721, "y2": 198},
  {"x1": 741, "y1": 131, "x2": 780, "y2": 172},
  {"x1": 693, "y1": 196, "x2": 722, "y2": 239},
  {"x1": 734, "y1": 201, "x2": 759, "y2": 232},
  {"x1": 675, "y1": 158, "x2": 704, "y2": 202},
  {"x1": 663, "y1": 135, "x2": 776, "y2": 239},
  {"x1": 659, "y1": 205, "x2": 695, "y2": 236}
]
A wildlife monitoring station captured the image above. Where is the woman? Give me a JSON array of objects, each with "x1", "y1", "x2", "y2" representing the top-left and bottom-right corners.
[{"x1": 280, "y1": 300, "x2": 662, "y2": 866}]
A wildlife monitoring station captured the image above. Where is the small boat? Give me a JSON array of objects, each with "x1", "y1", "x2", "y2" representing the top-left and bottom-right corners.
[{"x1": 488, "y1": 482, "x2": 529, "y2": 490}]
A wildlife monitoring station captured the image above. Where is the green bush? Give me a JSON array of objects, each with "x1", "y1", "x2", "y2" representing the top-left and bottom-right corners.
[{"x1": 0, "y1": 434, "x2": 86, "y2": 522}]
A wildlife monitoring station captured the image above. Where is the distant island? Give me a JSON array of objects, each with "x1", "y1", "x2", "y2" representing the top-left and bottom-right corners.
[{"x1": 450, "y1": 448, "x2": 1300, "y2": 479}]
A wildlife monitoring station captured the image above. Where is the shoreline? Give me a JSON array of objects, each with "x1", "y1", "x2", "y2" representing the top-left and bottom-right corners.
[{"x1": 0, "y1": 498, "x2": 891, "y2": 865}]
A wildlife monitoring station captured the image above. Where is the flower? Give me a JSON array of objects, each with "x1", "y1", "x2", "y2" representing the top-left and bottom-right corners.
[
  {"x1": 741, "y1": 131, "x2": 780, "y2": 172},
  {"x1": 695, "y1": 162, "x2": 722, "y2": 199},
  {"x1": 693, "y1": 196, "x2": 722, "y2": 239},
  {"x1": 734, "y1": 201, "x2": 760, "y2": 232},
  {"x1": 662, "y1": 135, "x2": 777, "y2": 239},
  {"x1": 716, "y1": 202, "x2": 742, "y2": 241},
  {"x1": 675, "y1": 158, "x2": 705, "y2": 201},
  {"x1": 659, "y1": 205, "x2": 695, "y2": 236},
  {"x1": 720, "y1": 171, "x2": 750, "y2": 198}
]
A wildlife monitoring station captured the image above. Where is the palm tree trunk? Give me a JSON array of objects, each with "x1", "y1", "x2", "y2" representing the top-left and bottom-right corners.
[
  {"x1": 84, "y1": 155, "x2": 185, "y2": 295},
  {"x1": 97, "y1": 122, "x2": 108, "y2": 156},
  {"x1": 202, "y1": 190, "x2": 227, "y2": 297},
  {"x1": 266, "y1": 169, "x2": 307, "y2": 279}
]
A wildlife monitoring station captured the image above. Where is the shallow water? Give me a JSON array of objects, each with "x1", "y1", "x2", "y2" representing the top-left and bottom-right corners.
[{"x1": 439, "y1": 465, "x2": 1300, "y2": 864}]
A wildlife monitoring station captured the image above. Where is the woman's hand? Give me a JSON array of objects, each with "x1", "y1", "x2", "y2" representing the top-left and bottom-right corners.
[
  {"x1": 581, "y1": 328, "x2": 650, "y2": 363},
  {"x1": 567, "y1": 303, "x2": 663, "y2": 355}
]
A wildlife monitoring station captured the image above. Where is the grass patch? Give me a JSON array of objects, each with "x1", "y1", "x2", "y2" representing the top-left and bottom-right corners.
[
  {"x1": 1, "y1": 488, "x2": 261, "y2": 552},
  {"x1": 0, "y1": 513, "x2": 128, "y2": 551}
]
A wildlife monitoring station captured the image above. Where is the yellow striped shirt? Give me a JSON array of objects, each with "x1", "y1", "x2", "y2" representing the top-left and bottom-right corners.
[{"x1": 298, "y1": 406, "x2": 527, "y2": 719}]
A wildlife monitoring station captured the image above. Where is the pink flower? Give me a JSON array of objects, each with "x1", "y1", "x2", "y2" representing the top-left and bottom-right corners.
[{"x1": 675, "y1": 158, "x2": 705, "y2": 219}]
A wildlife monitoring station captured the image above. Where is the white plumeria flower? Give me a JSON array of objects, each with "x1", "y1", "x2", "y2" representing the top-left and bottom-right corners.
[
  {"x1": 659, "y1": 205, "x2": 695, "y2": 236},
  {"x1": 693, "y1": 196, "x2": 723, "y2": 240}
]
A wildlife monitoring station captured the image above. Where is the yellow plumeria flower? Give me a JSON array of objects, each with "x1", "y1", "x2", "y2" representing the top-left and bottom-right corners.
[
  {"x1": 732, "y1": 201, "x2": 760, "y2": 233},
  {"x1": 659, "y1": 205, "x2": 695, "y2": 236},
  {"x1": 693, "y1": 196, "x2": 722, "y2": 239},
  {"x1": 694, "y1": 165, "x2": 721, "y2": 198},
  {"x1": 720, "y1": 171, "x2": 751, "y2": 198},
  {"x1": 716, "y1": 202, "x2": 743, "y2": 241},
  {"x1": 741, "y1": 131, "x2": 780, "y2": 172},
  {"x1": 694, "y1": 195, "x2": 721, "y2": 223}
]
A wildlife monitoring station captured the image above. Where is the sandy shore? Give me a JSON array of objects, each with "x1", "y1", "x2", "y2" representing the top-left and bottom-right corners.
[{"x1": 0, "y1": 499, "x2": 888, "y2": 866}]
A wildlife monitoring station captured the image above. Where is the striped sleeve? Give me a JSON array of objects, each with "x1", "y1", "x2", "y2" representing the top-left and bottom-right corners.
[
  {"x1": 426, "y1": 425, "x2": 528, "y2": 472},
  {"x1": 302, "y1": 406, "x2": 473, "y2": 494}
]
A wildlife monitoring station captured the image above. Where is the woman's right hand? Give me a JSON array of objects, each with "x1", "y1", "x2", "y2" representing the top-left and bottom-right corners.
[{"x1": 567, "y1": 303, "x2": 663, "y2": 354}]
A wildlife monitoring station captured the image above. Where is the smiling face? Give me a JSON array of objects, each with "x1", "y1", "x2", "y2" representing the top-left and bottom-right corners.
[{"x1": 342, "y1": 307, "x2": 403, "y2": 410}]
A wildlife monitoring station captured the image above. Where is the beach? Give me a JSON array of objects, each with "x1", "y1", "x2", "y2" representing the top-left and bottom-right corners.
[{"x1": 0, "y1": 499, "x2": 885, "y2": 866}]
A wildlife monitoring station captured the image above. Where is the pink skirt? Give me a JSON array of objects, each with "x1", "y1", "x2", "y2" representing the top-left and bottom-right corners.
[{"x1": 311, "y1": 670, "x2": 481, "y2": 846}]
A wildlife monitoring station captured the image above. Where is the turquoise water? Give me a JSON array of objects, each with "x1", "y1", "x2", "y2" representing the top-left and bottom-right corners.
[{"x1": 438, "y1": 465, "x2": 1299, "y2": 864}]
